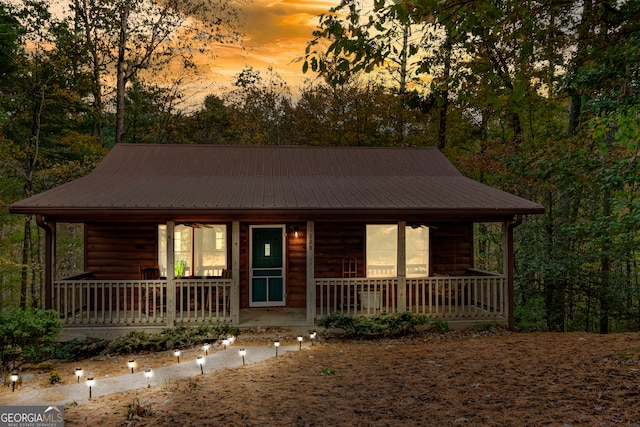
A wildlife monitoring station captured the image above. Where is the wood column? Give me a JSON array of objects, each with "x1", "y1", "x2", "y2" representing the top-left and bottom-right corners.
[
  {"x1": 397, "y1": 221, "x2": 406, "y2": 312},
  {"x1": 166, "y1": 221, "x2": 176, "y2": 326},
  {"x1": 306, "y1": 220, "x2": 315, "y2": 323},
  {"x1": 503, "y1": 216, "x2": 522, "y2": 329},
  {"x1": 231, "y1": 221, "x2": 240, "y2": 325}
]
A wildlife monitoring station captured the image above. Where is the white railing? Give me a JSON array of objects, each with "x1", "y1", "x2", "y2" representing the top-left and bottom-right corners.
[
  {"x1": 316, "y1": 278, "x2": 397, "y2": 318},
  {"x1": 53, "y1": 278, "x2": 231, "y2": 326},
  {"x1": 316, "y1": 275, "x2": 506, "y2": 321},
  {"x1": 406, "y1": 276, "x2": 506, "y2": 319},
  {"x1": 174, "y1": 278, "x2": 231, "y2": 323}
]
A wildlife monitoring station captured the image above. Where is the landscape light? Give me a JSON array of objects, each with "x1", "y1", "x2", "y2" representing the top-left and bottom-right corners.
[
  {"x1": 145, "y1": 368, "x2": 152, "y2": 388},
  {"x1": 75, "y1": 367, "x2": 83, "y2": 383},
  {"x1": 239, "y1": 348, "x2": 246, "y2": 366},
  {"x1": 297, "y1": 335, "x2": 303, "y2": 350},
  {"x1": 203, "y1": 343, "x2": 210, "y2": 355},
  {"x1": 310, "y1": 331, "x2": 317, "y2": 345},
  {"x1": 174, "y1": 350, "x2": 181, "y2": 363},
  {"x1": 222, "y1": 338, "x2": 230, "y2": 349},
  {"x1": 86, "y1": 377, "x2": 95, "y2": 399},
  {"x1": 128, "y1": 359, "x2": 135, "y2": 374},
  {"x1": 274, "y1": 340, "x2": 280, "y2": 357},
  {"x1": 197, "y1": 355, "x2": 204, "y2": 374},
  {"x1": 10, "y1": 370, "x2": 18, "y2": 392}
]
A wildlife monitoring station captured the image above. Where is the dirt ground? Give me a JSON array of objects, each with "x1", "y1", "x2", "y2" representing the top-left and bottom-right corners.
[{"x1": 4, "y1": 329, "x2": 640, "y2": 426}]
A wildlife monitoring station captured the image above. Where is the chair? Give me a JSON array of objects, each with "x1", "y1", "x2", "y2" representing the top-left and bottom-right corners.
[
  {"x1": 139, "y1": 266, "x2": 162, "y2": 314},
  {"x1": 140, "y1": 266, "x2": 160, "y2": 280}
]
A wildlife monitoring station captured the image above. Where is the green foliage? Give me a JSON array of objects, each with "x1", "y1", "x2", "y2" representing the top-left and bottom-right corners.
[
  {"x1": 48, "y1": 370, "x2": 61, "y2": 384},
  {"x1": 55, "y1": 337, "x2": 110, "y2": 361},
  {"x1": 106, "y1": 324, "x2": 238, "y2": 355},
  {"x1": 0, "y1": 308, "x2": 61, "y2": 369},
  {"x1": 316, "y1": 312, "x2": 429, "y2": 338},
  {"x1": 319, "y1": 367, "x2": 336, "y2": 376},
  {"x1": 428, "y1": 319, "x2": 450, "y2": 334},
  {"x1": 514, "y1": 296, "x2": 548, "y2": 332}
]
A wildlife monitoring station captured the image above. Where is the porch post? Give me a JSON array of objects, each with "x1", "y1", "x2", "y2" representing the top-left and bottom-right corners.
[
  {"x1": 36, "y1": 215, "x2": 54, "y2": 310},
  {"x1": 166, "y1": 221, "x2": 176, "y2": 326},
  {"x1": 231, "y1": 221, "x2": 240, "y2": 326},
  {"x1": 397, "y1": 221, "x2": 406, "y2": 312},
  {"x1": 503, "y1": 216, "x2": 521, "y2": 329},
  {"x1": 306, "y1": 220, "x2": 315, "y2": 323}
]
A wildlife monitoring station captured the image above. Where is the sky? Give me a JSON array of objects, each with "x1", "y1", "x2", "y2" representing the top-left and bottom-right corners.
[{"x1": 179, "y1": 0, "x2": 339, "y2": 107}]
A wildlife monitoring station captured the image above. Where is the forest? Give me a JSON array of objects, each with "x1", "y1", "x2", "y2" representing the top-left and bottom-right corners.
[{"x1": 0, "y1": 0, "x2": 638, "y2": 333}]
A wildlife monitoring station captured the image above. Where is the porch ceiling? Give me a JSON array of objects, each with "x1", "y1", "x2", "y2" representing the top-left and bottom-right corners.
[{"x1": 10, "y1": 145, "x2": 544, "y2": 221}]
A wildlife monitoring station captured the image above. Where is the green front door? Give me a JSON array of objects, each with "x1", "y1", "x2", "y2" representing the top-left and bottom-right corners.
[{"x1": 250, "y1": 226, "x2": 285, "y2": 307}]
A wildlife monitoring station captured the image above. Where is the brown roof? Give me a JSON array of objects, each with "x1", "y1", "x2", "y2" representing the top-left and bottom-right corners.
[{"x1": 9, "y1": 144, "x2": 544, "y2": 221}]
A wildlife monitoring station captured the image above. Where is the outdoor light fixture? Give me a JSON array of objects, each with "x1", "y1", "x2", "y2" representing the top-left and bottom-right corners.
[
  {"x1": 10, "y1": 370, "x2": 18, "y2": 392},
  {"x1": 174, "y1": 350, "x2": 181, "y2": 363},
  {"x1": 86, "y1": 377, "x2": 95, "y2": 399},
  {"x1": 293, "y1": 226, "x2": 299, "y2": 238},
  {"x1": 222, "y1": 338, "x2": 230, "y2": 349},
  {"x1": 145, "y1": 368, "x2": 152, "y2": 388},
  {"x1": 197, "y1": 356, "x2": 204, "y2": 374},
  {"x1": 297, "y1": 335, "x2": 303, "y2": 350},
  {"x1": 75, "y1": 367, "x2": 83, "y2": 383},
  {"x1": 203, "y1": 343, "x2": 210, "y2": 355},
  {"x1": 274, "y1": 339, "x2": 280, "y2": 357},
  {"x1": 239, "y1": 348, "x2": 246, "y2": 366},
  {"x1": 310, "y1": 331, "x2": 317, "y2": 346},
  {"x1": 128, "y1": 359, "x2": 135, "y2": 374}
]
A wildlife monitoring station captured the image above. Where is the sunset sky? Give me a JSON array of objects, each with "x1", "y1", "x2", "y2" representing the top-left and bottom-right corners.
[{"x1": 181, "y1": 0, "x2": 339, "y2": 105}]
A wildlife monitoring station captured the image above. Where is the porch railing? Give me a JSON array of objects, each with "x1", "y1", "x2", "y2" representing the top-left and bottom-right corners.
[
  {"x1": 53, "y1": 278, "x2": 231, "y2": 326},
  {"x1": 316, "y1": 275, "x2": 506, "y2": 321}
]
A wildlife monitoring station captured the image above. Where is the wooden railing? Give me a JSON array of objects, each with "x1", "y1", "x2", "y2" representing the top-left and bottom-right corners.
[
  {"x1": 316, "y1": 278, "x2": 397, "y2": 318},
  {"x1": 316, "y1": 275, "x2": 506, "y2": 321},
  {"x1": 53, "y1": 278, "x2": 231, "y2": 326}
]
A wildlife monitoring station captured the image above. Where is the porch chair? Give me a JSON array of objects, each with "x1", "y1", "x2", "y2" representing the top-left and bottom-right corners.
[
  {"x1": 139, "y1": 266, "x2": 162, "y2": 314},
  {"x1": 340, "y1": 257, "x2": 360, "y2": 311}
]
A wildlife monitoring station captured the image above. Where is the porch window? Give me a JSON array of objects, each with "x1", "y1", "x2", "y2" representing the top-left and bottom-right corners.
[
  {"x1": 366, "y1": 225, "x2": 397, "y2": 277},
  {"x1": 366, "y1": 224, "x2": 429, "y2": 278},
  {"x1": 406, "y1": 226, "x2": 429, "y2": 277},
  {"x1": 158, "y1": 224, "x2": 227, "y2": 277}
]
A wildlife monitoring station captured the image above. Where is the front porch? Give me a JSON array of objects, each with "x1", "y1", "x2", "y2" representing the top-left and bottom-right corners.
[{"x1": 52, "y1": 272, "x2": 506, "y2": 329}]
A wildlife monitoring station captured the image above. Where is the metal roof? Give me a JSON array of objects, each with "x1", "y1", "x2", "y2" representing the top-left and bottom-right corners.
[{"x1": 9, "y1": 144, "x2": 544, "y2": 220}]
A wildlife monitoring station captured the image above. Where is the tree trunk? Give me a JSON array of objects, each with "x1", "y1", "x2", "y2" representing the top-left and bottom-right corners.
[{"x1": 115, "y1": 2, "x2": 131, "y2": 144}]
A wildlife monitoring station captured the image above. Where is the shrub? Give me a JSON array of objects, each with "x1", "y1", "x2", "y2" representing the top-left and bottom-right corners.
[
  {"x1": 49, "y1": 371, "x2": 61, "y2": 384},
  {"x1": 317, "y1": 312, "x2": 430, "y2": 338},
  {"x1": 55, "y1": 337, "x2": 110, "y2": 361},
  {"x1": 0, "y1": 308, "x2": 62, "y2": 369}
]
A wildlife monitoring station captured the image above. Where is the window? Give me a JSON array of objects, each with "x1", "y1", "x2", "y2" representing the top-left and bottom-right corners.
[
  {"x1": 366, "y1": 225, "x2": 397, "y2": 277},
  {"x1": 406, "y1": 226, "x2": 429, "y2": 277},
  {"x1": 158, "y1": 224, "x2": 227, "y2": 277},
  {"x1": 366, "y1": 224, "x2": 429, "y2": 278}
]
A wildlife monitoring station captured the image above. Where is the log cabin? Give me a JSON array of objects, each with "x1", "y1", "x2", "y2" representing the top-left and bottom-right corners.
[{"x1": 10, "y1": 144, "x2": 544, "y2": 335}]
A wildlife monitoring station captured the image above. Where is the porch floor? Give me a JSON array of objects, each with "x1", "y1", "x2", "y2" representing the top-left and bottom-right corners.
[{"x1": 239, "y1": 308, "x2": 312, "y2": 329}]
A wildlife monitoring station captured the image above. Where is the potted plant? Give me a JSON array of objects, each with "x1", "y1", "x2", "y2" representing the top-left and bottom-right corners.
[{"x1": 175, "y1": 259, "x2": 187, "y2": 278}]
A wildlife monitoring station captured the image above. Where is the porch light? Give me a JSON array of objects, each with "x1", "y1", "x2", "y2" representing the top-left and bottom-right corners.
[
  {"x1": 128, "y1": 359, "x2": 135, "y2": 374},
  {"x1": 174, "y1": 350, "x2": 181, "y2": 363},
  {"x1": 197, "y1": 355, "x2": 204, "y2": 374},
  {"x1": 145, "y1": 368, "x2": 152, "y2": 388},
  {"x1": 297, "y1": 335, "x2": 303, "y2": 350},
  {"x1": 274, "y1": 340, "x2": 280, "y2": 357},
  {"x1": 86, "y1": 377, "x2": 95, "y2": 399},
  {"x1": 239, "y1": 348, "x2": 246, "y2": 366},
  {"x1": 75, "y1": 367, "x2": 83, "y2": 383},
  {"x1": 293, "y1": 226, "x2": 299, "y2": 238},
  {"x1": 10, "y1": 370, "x2": 18, "y2": 392},
  {"x1": 203, "y1": 343, "x2": 210, "y2": 355},
  {"x1": 310, "y1": 330, "x2": 317, "y2": 345}
]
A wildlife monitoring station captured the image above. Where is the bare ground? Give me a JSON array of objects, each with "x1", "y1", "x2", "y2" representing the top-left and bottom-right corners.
[{"x1": 4, "y1": 329, "x2": 640, "y2": 426}]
